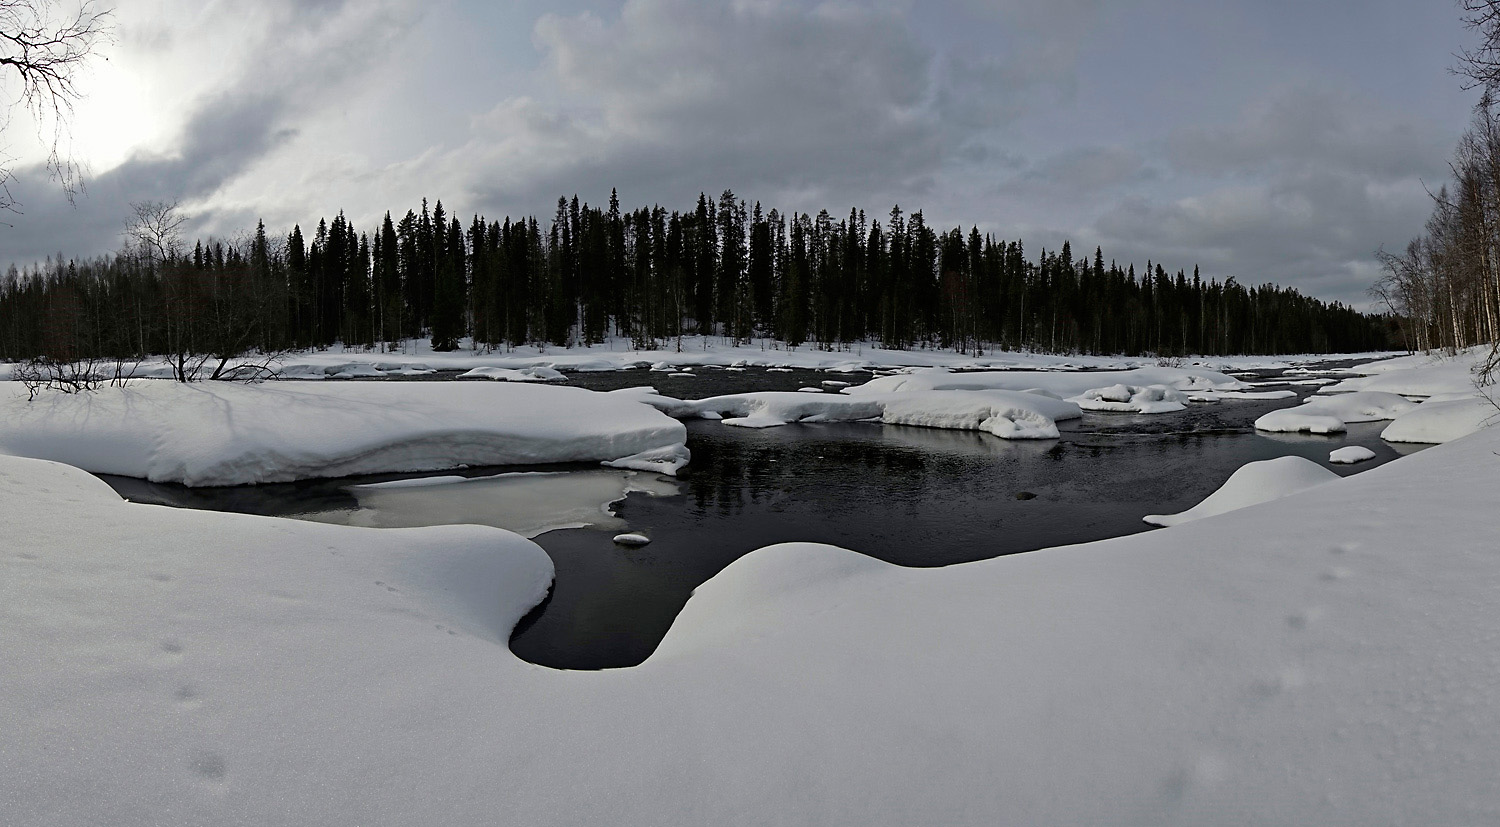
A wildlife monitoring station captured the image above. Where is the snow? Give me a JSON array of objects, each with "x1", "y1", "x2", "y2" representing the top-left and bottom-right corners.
[
  {"x1": 1323, "y1": 347, "x2": 1492, "y2": 397},
  {"x1": 1187, "y1": 389, "x2": 1298, "y2": 401},
  {"x1": 457, "y1": 366, "x2": 565, "y2": 382},
  {"x1": 601, "y1": 443, "x2": 693, "y2": 475},
  {"x1": 0, "y1": 381, "x2": 687, "y2": 485},
  {"x1": 1070, "y1": 383, "x2": 1188, "y2": 414},
  {"x1": 1142, "y1": 455, "x2": 1339, "y2": 526},
  {"x1": 76, "y1": 338, "x2": 1380, "y2": 380},
  {"x1": 1329, "y1": 446, "x2": 1376, "y2": 464},
  {"x1": 642, "y1": 389, "x2": 1082, "y2": 439},
  {"x1": 613, "y1": 533, "x2": 651, "y2": 546},
  {"x1": 1254, "y1": 391, "x2": 1417, "y2": 434},
  {"x1": 8, "y1": 415, "x2": 1500, "y2": 824},
  {"x1": 844, "y1": 365, "x2": 1250, "y2": 398},
  {"x1": 877, "y1": 390, "x2": 1081, "y2": 439},
  {"x1": 1381, "y1": 396, "x2": 1498, "y2": 444}
]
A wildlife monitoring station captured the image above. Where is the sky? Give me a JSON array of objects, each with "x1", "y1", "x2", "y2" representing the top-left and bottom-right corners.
[{"x1": 0, "y1": 0, "x2": 1482, "y2": 307}]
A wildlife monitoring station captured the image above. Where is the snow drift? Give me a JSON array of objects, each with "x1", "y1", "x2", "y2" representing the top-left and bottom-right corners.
[{"x1": 1142, "y1": 456, "x2": 1339, "y2": 527}]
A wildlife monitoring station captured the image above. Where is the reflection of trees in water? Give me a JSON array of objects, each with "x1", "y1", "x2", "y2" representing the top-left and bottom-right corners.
[{"x1": 685, "y1": 423, "x2": 1061, "y2": 518}]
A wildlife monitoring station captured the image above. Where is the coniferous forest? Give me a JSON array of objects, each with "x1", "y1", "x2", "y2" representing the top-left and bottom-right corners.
[{"x1": 0, "y1": 190, "x2": 1394, "y2": 365}]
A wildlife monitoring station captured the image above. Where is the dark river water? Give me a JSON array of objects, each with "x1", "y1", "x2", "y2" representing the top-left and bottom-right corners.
[{"x1": 99, "y1": 363, "x2": 1424, "y2": 670}]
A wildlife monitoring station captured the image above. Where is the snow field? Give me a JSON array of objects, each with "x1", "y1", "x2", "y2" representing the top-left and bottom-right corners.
[{"x1": 8, "y1": 414, "x2": 1500, "y2": 823}]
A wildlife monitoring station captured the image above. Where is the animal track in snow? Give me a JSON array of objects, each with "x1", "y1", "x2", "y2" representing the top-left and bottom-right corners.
[{"x1": 189, "y1": 750, "x2": 227, "y2": 780}]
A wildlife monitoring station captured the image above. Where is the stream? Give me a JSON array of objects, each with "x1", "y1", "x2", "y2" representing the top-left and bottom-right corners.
[{"x1": 100, "y1": 363, "x2": 1424, "y2": 670}]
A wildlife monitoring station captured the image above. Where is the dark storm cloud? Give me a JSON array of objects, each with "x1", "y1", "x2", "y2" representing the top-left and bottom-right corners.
[{"x1": 461, "y1": 0, "x2": 1099, "y2": 218}]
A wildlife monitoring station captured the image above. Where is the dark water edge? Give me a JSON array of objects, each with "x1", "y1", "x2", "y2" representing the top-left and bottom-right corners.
[
  {"x1": 97, "y1": 363, "x2": 1426, "y2": 671},
  {"x1": 512, "y1": 414, "x2": 1419, "y2": 669}
]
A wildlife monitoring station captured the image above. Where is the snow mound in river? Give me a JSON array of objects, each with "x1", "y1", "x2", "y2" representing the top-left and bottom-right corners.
[
  {"x1": 846, "y1": 366, "x2": 1247, "y2": 397},
  {"x1": 1254, "y1": 391, "x2": 1416, "y2": 434},
  {"x1": 1143, "y1": 456, "x2": 1339, "y2": 527},
  {"x1": 1068, "y1": 383, "x2": 1187, "y2": 414},
  {"x1": 651, "y1": 389, "x2": 1082, "y2": 439},
  {"x1": 0, "y1": 381, "x2": 687, "y2": 486}
]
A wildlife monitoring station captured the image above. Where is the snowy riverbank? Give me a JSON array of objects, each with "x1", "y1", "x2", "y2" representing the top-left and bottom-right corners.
[
  {"x1": 0, "y1": 381, "x2": 689, "y2": 485},
  {"x1": 1, "y1": 350, "x2": 1499, "y2": 824},
  {"x1": 0, "y1": 337, "x2": 1392, "y2": 382}
]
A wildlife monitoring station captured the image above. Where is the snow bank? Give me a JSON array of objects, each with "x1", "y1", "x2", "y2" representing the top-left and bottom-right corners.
[
  {"x1": 1254, "y1": 391, "x2": 1417, "y2": 434},
  {"x1": 1381, "y1": 396, "x2": 1497, "y2": 444},
  {"x1": 1324, "y1": 347, "x2": 1494, "y2": 397},
  {"x1": 1142, "y1": 456, "x2": 1339, "y2": 527},
  {"x1": 0, "y1": 381, "x2": 688, "y2": 485},
  {"x1": 10, "y1": 421, "x2": 1500, "y2": 824},
  {"x1": 457, "y1": 366, "x2": 565, "y2": 382},
  {"x1": 845, "y1": 365, "x2": 1248, "y2": 398},
  {"x1": 846, "y1": 366, "x2": 1250, "y2": 414},
  {"x1": 1329, "y1": 446, "x2": 1376, "y2": 464},
  {"x1": 100, "y1": 337, "x2": 1373, "y2": 379},
  {"x1": 657, "y1": 389, "x2": 1082, "y2": 439}
]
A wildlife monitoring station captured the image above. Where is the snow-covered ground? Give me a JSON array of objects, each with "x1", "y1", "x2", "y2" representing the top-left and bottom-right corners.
[
  {"x1": 5, "y1": 354, "x2": 1500, "y2": 823},
  {"x1": 1251, "y1": 347, "x2": 1500, "y2": 443},
  {"x1": 0, "y1": 337, "x2": 1389, "y2": 381}
]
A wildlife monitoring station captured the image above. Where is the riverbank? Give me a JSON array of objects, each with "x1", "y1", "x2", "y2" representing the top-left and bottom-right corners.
[{"x1": 2, "y1": 353, "x2": 1498, "y2": 824}]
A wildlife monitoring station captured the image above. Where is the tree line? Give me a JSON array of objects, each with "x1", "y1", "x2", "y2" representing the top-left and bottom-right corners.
[{"x1": 0, "y1": 190, "x2": 1392, "y2": 367}]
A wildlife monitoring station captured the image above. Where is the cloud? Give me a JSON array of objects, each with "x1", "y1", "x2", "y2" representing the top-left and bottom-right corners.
[
  {"x1": 1167, "y1": 84, "x2": 1453, "y2": 183},
  {"x1": 1090, "y1": 170, "x2": 1434, "y2": 305},
  {"x1": 995, "y1": 145, "x2": 1152, "y2": 200},
  {"x1": 442, "y1": 0, "x2": 1100, "y2": 220},
  {"x1": 1, "y1": 0, "x2": 422, "y2": 263}
]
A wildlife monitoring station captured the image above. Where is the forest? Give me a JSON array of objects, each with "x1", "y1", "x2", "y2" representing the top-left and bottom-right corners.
[{"x1": 0, "y1": 190, "x2": 1393, "y2": 367}]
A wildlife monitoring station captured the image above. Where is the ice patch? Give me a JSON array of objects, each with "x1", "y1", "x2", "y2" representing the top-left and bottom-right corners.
[{"x1": 334, "y1": 469, "x2": 678, "y2": 537}]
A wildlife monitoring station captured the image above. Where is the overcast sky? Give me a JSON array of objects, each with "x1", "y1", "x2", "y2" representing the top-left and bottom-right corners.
[{"x1": 0, "y1": 0, "x2": 1482, "y2": 306}]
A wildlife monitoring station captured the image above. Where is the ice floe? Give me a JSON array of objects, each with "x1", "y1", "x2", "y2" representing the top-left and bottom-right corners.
[{"x1": 334, "y1": 469, "x2": 678, "y2": 537}]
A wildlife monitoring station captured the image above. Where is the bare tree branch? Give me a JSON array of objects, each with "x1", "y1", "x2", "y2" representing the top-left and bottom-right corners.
[{"x1": 0, "y1": 0, "x2": 113, "y2": 212}]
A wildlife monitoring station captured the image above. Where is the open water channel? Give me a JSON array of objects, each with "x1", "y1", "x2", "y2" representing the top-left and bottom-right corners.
[{"x1": 101, "y1": 362, "x2": 1423, "y2": 669}]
